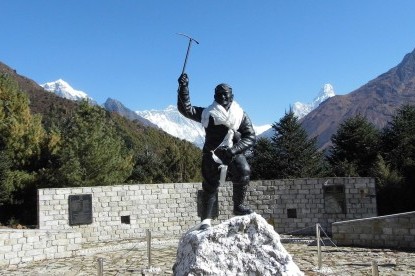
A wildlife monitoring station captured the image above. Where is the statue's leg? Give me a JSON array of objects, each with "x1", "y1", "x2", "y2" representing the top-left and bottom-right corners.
[
  {"x1": 233, "y1": 183, "x2": 253, "y2": 215},
  {"x1": 200, "y1": 153, "x2": 221, "y2": 230},
  {"x1": 230, "y1": 154, "x2": 253, "y2": 216},
  {"x1": 200, "y1": 188, "x2": 217, "y2": 230}
]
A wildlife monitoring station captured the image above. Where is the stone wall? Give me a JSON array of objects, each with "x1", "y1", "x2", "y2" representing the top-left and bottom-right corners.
[
  {"x1": 1, "y1": 177, "x2": 377, "y2": 267},
  {"x1": 37, "y1": 183, "x2": 202, "y2": 243},
  {"x1": 332, "y1": 211, "x2": 415, "y2": 249},
  {"x1": 0, "y1": 229, "x2": 81, "y2": 267},
  {"x1": 37, "y1": 177, "x2": 376, "y2": 241},
  {"x1": 250, "y1": 178, "x2": 377, "y2": 235}
]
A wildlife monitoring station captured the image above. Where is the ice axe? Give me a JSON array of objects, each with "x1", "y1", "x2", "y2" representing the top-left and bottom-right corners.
[{"x1": 177, "y1": 33, "x2": 199, "y2": 74}]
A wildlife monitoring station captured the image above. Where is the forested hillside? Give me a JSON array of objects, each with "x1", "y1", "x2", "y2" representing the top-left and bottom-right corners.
[{"x1": 0, "y1": 66, "x2": 202, "y2": 225}]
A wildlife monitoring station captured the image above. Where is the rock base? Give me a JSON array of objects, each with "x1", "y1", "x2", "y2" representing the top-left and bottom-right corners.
[{"x1": 173, "y1": 213, "x2": 303, "y2": 275}]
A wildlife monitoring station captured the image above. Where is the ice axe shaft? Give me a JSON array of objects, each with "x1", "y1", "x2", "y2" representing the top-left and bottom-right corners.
[{"x1": 177, "y1": 33, "x2": 199, "y2": 74}]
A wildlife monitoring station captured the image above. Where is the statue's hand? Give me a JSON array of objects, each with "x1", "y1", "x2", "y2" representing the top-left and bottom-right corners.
[
  {"x1": 233, "y1": 131, "x2": 241, "y2": 143},
  {"x1": 214, "y1": 146, "x2": 233, "y2": 165},
  {"x1": 178, "y1": 73, "x2": 189, "y2": 87}
]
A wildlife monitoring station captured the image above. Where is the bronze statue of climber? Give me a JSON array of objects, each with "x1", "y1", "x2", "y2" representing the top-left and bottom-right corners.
[{"x1": 177, "y1": 73, "x2": 256, "y2": 230}]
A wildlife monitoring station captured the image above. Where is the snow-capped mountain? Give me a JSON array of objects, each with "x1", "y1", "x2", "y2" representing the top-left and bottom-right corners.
[
  {"x1": 41, "y1": 79, "x2": 94, "y2": 103},
  {"x1": 258, "y1": 84, "x2": 336, "y2": 139},
  {"x1": 39, "y1": 78, "x2": 334, "y2": 148},
  {"x1": 136, "y1": 105, "x2": 271, "y2": 148},
  {"x1": 137, "y1": 105, "x2": 206, "y2": 148},
  {"x1": 292, "y1": 84, "x2": 335, "y2": 119}
]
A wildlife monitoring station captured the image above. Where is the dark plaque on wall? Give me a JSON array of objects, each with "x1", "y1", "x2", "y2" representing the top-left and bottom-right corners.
[
  {"x1": 68, "y1": 194, "x2": 93, "y2": 226},
  {"x1": 323, "y1": 185, "x2": 346, "y2": 214}
]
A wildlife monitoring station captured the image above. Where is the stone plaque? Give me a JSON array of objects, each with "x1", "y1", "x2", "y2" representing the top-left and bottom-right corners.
[
  {"x1": 323, "y1": 185, "x2": 346, "y2": 214},
  {"x1": 68, "y1": 194, "x2": 93, "y2": 226}
]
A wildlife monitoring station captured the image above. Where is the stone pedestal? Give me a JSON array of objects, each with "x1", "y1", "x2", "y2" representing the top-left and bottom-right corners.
[{"x1": 173, "y1": 213, "x2": 303, "y2": 275}]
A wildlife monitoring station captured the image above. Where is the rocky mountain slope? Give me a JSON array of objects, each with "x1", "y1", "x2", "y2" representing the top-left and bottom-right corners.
[
  {"x1": 104, "y1": 98, "x2": 157, "y2": 128},
  {"x1": 0, "y1": 62, "x2": 78, "y2": 116},
  {"x1": 301, "y1": 48, "x2": 415, "y2": 149}
]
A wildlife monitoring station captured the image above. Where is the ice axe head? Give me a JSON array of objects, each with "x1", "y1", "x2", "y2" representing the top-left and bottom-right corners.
[{"x1": 177, "y1": 33, "x2": 199, "y2": 74}]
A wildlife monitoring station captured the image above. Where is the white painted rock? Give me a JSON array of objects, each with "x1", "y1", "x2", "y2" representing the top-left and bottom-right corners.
[{"x1": 173, "y1": 213, "x2": 303, "y2": 276}]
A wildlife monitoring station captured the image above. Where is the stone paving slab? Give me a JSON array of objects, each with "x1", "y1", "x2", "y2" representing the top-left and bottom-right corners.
[{"x1": 1, "y1": 239, "x2": 415, "y2": 275}]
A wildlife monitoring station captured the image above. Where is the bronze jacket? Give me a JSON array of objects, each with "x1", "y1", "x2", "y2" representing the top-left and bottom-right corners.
[{"x1": 177, "y1": 85, "x2": 256, "y2": 154}]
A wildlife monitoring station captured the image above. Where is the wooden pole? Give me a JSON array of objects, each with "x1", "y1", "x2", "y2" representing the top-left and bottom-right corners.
[
  {"x1": 97, "y1": 257, "x2": 103, "y2": 276},
  {"x1": 147, "y1": 229, "x2": 152, "y2": 269},
  {"x1": 316, "y1": 223, "x2": 322, "y2": 269}
]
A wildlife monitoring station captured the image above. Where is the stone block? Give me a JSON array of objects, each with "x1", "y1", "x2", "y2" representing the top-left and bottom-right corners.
[
  {"x1": 21, "y1": 242, "x2": 35, "y2": 251},
  {"x1": 16, "y1": 237, "x2": 26, "y2": 245},
  {"x1": 9, "y1": 232, "x2": 24, "y2": 239},
  {"x1": 53, "y1": 239, "x2": 70, "y2": 246},
  {"x1": 8, "y1": 257, "x2": 21, "y2": 265},
  {"x1": 393, "y1": 228, "x2": 409, "y2": 235},
  {"x1": 41, "y1": 189, "x2": 57, "y2": 195},
  {"x1": 12, "y1": 243, "x2": 23, "y2": 252},
  {"x1": 383, "y1": 227, "x2": 393, "y2": 235},
  {"x1": 0, "y1": 245, "x2": 12, "y2": 254},
  {"x1": 53, "y1": 194, "x2": 65, "y2": 200},
  {"x1": 27, "y1": 249, "x2": 44, "y2": 256},
  {"x1": 20, "y1": 256, "x2": 34, "y2": 263},
  {"x1": 55, "y1": 189, "x2": 70, "y2": 195}
]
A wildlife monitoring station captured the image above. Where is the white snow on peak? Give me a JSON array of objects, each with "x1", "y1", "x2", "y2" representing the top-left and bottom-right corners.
[
  {"x1": 292, "y1": 83, "x2": 335, "y2": 119},
  {"x1": 258, "y1": 83, "x2": 336, "y2": 140},
  {"x1": 137, "y1": 105, "x2": 206, "y2": 148},
  {"x1": 254, "y1": 124, "x2": 272, "y2": 135},
  {"x1": 41, "y1": 79, "x2": 93, "y2": 102}
]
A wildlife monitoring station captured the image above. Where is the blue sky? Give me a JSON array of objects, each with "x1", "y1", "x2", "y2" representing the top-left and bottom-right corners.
[{"x1": 2, "y1": 1, "x2": 415, "y2": 125}]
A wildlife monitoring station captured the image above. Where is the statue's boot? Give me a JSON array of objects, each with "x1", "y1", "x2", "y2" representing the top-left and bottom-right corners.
[
  {"x1": 200, "y1": 191, "x2": 216, "y2": 230},
  {"x1": 233, "y1": 184, "x2": 253, "y2": 216}
]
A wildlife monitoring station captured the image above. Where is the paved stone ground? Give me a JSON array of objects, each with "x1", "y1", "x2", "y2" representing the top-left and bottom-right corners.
[{"x1": 1, "y1": 238, "x2": 415, "y2": 275}]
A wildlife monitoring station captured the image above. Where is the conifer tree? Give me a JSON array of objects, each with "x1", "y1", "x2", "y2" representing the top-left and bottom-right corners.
[
  {"x1": 251, "y1": 110, "x2": 325, "y2": 180},
  {"x1": 47, "y1": 101, "x2": 134, "y2": 187},
  {"x1": 379, "y1": 104, "x2": 415, "y2": 213},
  {"x1": 271, "y1": 110, "x2": 325, "y2": 179},
  {"x1": 0, "y1": 74, "x2": 45, "y2": 204},
  {"x1": 250, "y1": 137, "x2": 277, "y2": 180},
  {"x1": 327, "y1": 114, "x2": 380, "y2": 177},
  {"x1": 0, "y1": 74, "x2": 45, "y2": 168}
]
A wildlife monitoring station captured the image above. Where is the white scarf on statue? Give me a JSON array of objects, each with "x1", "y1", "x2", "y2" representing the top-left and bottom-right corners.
[{"x1": 201, "y1": 100, "x2": 244, "y2": 149}]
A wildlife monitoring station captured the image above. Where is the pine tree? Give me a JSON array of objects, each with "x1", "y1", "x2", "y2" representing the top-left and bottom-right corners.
[
  {"x1": 46, "y1": 102, "x2": 134, "y2": 187},
  {"x1": 379, "y1": 104, "x2": 415, "y2": 213},
  {"x1": 114, "y1": 119, "x2": 202, "y2": 184},
  {"x1": 272, "y1": 110, "x2": 325, "y2": 179},
  {"x1": 381, "y1": 105, "x2": 415, "y2": 178},
  {"x1": 0, "y1": 74, "x2": 45, "y2": 169},
  {"x1": 327, "y1": 114, "x2": 380, "y2": 177},
  {"x1": 250, "y1": 137, "x2": 277, "y2": 180},
  {"x1": 0, "y1": 74, "x2": 45, "y2": 204}
]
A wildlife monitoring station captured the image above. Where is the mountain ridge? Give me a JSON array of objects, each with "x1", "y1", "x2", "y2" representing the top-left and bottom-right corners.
[
  {"x1": 292, "y1": 84, "x2": 335, "y2": 119},
  {"x1": 41, "y1": 79, "x2": 92, "y2": 102},
  {"x1": 300, "y1": 47, "x2": 415, "y2": 149},
  {"x1": 103, "y1": 98, "x2": 158, "y2": 128},
  {"x1": 0, "y1": 61, "x2": 78, "y2": 116},
  {"x1": 7, "y1": 46, "x2": 415, "y2": 151}
]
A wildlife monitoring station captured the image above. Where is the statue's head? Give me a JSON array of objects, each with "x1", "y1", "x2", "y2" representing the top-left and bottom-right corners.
[{"x1": 214, "y1": 83, "x2": 233, "y2": 110}]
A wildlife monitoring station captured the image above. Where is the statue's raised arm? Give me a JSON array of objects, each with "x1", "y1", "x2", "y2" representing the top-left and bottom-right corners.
[{"x1": 177, "y1": 73, "x2": 203, "y2": 122}]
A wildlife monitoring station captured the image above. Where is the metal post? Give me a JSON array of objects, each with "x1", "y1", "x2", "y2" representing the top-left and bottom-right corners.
[
  {"x1": 372, "y1": 260, "x2": 379, "y2": 276},
  {"x1": 97, "y1": 257, "x2": 104, "y2": 276},
  {"x1": 316, "y1": 223, "x2": 322, "y2": 269},
  {"x1": 147, "y1": 229, "x2": 152, "y2": 269}
]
